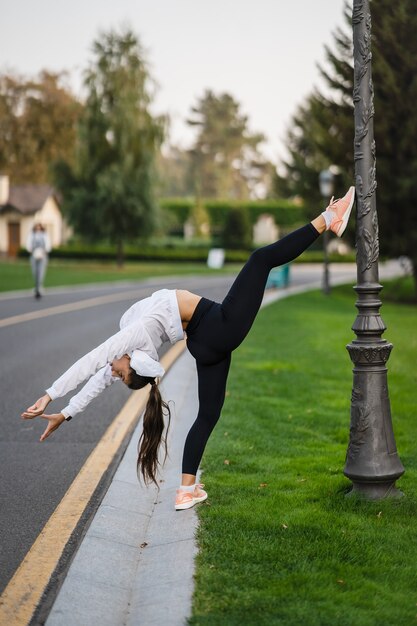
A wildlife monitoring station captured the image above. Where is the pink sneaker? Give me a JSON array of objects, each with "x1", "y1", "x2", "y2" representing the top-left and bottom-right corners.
[
  {"x1": 193, "y1": 483, "x2": 208, "y2": 504},
  {"x1": 175, "y1": 484, "x2": 208, "y2": 511},
  {"x1": 325, "y1": 186, "x2": 355, "y2": 237}
]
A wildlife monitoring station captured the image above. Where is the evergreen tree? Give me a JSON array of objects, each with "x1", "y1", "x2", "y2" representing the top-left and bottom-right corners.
[
  {"x1": 275, "y1": 0, "x2": 417, "y2": 293},
  {"x1": 371, "y1": 0, "x2": 417, "y2": 288},
  {"x1": 54, "y1": 28, "x2": 164, "y2": 264}
]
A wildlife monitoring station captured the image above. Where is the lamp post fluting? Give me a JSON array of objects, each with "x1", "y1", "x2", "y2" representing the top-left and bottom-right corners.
[{"x1": 344, "y1": 0, "x2": 404, "y2": 498}]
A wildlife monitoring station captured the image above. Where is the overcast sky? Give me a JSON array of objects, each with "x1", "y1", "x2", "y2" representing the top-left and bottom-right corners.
[{"x1": 1, "y1": 0, "x2": 350, "y2": 163}]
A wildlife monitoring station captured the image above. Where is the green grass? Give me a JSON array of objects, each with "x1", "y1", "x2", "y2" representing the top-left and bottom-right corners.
[
  {"x1": 190, "y1": 288, "x2": 417, "y2": 626},
  {"x1": 379, "y1": 275, "x2": 416, "y2": 304},
  {"x1": 0, "y1": 258, "x2": 243, "y2": 292},
  {"x1": 335, "y1": 275, "x2": 416, "y2": 305}
]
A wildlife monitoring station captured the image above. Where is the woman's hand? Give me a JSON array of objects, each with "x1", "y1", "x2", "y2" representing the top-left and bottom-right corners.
[
  {"x1": 21, "y1": 394, "x2": 51, "y2": 419},
  {"x1": 21, "y1": 395, "x2": 65, "y2": 440},
  {"x1": 38, "y1": 413, "x2": 66, "y2": 442}
]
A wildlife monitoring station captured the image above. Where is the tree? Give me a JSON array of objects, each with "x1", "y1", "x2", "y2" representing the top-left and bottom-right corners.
[
  {"x1": 187, "y1": 196, "x2": 211, "y2": 240},
  {"x1": 54, "y1": 28, "x2": 164, "y2": 264},
  {"x1": 0, "y1": 71, "x2": 81, "y2": 183},
  {"x1": 155, "y1": 144, "x2": 194, "y2": 197},
  {"x1": 275, "y1": 0, "x2": 417, "y2": 294},
  {"x1": 187, "y1": 90, "x2": 269, "y2": 200},
  {"x1": 371, "y1": 0, "x2": 417, "y2": 291}
]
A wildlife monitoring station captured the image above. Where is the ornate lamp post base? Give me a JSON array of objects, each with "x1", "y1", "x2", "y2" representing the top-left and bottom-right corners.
[
  {"x1": 344, "y1": 288, "x2": 404, "y2": 498},
  {"x1": 346, "y1": 481, "x2": 403, "y2": 500}
]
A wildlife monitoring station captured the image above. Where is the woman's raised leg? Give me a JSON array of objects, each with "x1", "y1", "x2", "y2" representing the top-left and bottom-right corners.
[
  {"x1": 220, "y1": 184, "x2": 355, "y2": 349},
  {"x1": 220, "y1": 222, "x2": 321, "y2": 346}
]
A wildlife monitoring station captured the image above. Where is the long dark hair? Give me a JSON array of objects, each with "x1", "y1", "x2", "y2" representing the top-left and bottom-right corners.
[{"x1": 128, "y1": 368, "x2": 171, "y2": 486}]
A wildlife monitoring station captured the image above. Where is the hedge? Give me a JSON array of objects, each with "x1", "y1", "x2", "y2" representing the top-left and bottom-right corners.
[
  {"x1": 18, "y1": 245, "x2": 356, "y2": 265},
  {"x1": 18, "y1": 244, "x2": 250, "y2": 264},
  {"x1": 159, "y1": 198, "x2": 192, "y2": 225},
  {"x1": 159, "y1": 198, "x2": 305, "y2": 228}
]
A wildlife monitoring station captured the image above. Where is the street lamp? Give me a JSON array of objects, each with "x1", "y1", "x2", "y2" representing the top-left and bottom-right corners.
[
  {"x1": 344, "y1": 0, "x2": 404, "y2": 499},
  {"x1": 319, "y1": 169, "x2": 334, "y2": 295}
]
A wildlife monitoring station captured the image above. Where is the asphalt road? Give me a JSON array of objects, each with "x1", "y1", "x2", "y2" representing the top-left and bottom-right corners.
[
  {"x1": 0, "y1": 263, "x2": 364, "y2": 594},
  {"x1": 0, "y1": 274, "x2": 243, "y2": 595}
]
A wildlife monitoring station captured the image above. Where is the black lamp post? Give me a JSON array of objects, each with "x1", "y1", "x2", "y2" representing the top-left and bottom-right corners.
[
  {"x1": 319, "y1": 169, "x2": 334, "y2": 295},
  {"x1": 344, "y1": 0, "x2": 404, "y2": 499}
]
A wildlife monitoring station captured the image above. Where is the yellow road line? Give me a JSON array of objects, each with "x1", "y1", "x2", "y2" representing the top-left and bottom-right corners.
[
  {"x1": 0, "y1": 340, "x2": 187, "y2": 626},
  {"x1": 0, "y1": 288, "x2": 146, "y2": 328}
]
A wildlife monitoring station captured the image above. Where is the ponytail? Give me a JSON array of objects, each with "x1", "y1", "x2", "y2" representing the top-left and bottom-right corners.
[{"x1": 137, "y1": 381, "x2": 171, "y2": 486}]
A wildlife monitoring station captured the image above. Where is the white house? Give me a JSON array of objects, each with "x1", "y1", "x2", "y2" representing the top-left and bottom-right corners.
[{"x1": 0, "y1": 174, "x2": 70, "y2": 257}]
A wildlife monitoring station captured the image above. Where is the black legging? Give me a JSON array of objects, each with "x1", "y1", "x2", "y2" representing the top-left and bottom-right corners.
[{"x1": 183, "y1": 223, "x2": 320, "y2": 475}]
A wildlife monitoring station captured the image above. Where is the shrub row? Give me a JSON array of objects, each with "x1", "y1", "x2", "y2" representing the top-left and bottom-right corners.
[
  {"x1": 19, "y1": 245, "x2": 250, "y2": 263},
  {"x1": 19, "y1": 245, "x2": 356, "y2": 265}
]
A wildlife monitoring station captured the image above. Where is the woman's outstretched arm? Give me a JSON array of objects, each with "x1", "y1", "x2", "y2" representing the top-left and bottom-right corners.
[
  {"x1": 22, "y1": 366, "x2": 118, "y2": 441},
  {"x1": 21, "y1": 320, "x2": 152, "y2": 435},
  {"x1": 44, "y1": 320, "x2": 151, "y2": 402},
  {"x1": 59, "y1": 365, "x2": 118, "y2": 419}
]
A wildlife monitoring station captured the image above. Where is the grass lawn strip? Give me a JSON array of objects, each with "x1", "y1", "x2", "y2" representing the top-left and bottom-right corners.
[
  {"x1": 190, "y1": 287, "x2": 417, "y2": 626},
  {"x1": 0, "y1": 259, "x2": 243, "y2": 292}
]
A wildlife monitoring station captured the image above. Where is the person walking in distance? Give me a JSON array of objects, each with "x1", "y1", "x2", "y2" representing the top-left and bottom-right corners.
[
  {"x1": 26, "y1": 223, "x2": 51, "y2": 298},
  {"x1": 22, "y1": 188, "x2": 355, "y2": 510}
]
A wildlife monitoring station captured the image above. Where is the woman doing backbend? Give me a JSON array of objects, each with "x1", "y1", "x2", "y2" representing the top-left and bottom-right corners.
[{"x1": 22, "y1": 188, "x2": 355, "y2": 510}]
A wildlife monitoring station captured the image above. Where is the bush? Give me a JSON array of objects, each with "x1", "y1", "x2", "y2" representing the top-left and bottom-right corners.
[
  {"x1": 18, "y1": 242, "x2": 251, "y2": 264},
  {"x1": 222, "y1": 207, "x2": 252, "y2": 250}
]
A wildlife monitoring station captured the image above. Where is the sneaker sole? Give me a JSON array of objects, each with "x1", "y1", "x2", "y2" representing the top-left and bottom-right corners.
[
  {"x1": 336, "y1": 186, "x2": 355, "y2": 237},
  {"x1": 175, "y1": 492, "x2": 208, "y2": 511},
  {"x1": 193, "y1": 492, "x2": 208, "y2": 504},
  {"x1": 175, "y1": 500, "x2": 195, "y2": 511}
]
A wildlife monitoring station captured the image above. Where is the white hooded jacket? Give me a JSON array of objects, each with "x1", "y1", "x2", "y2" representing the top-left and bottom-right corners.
[{"x1": 46, "y1": 289, "x2": 184, "y2": 418}]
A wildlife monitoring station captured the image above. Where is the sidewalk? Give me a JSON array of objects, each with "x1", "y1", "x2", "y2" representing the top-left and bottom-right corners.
[{"x1": 46, "y1": 348, "x2": 199, "y2": 626}]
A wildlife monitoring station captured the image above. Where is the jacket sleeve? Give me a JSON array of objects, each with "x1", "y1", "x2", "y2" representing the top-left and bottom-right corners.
[
  {"x1": 26, "y1": 233, "x2": 33, "y2": 253},
  {"x1": 60, "y1": 365, "x2": 118, "y2": 418},
  {"x1": 46, "y1": 321, "x2": 150, "y2": 401},
  {"x1": 44, "y1": 233, "x2": 52, "y2": 253}
]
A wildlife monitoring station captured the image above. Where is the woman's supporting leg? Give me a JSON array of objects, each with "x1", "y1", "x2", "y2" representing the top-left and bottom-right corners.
[
  {"x1": 33, "y1": 258, "x2": 42, "y2": 296},
  {"x1": 181, "y1": 354, "x2": 231, "y2": 478},
  {"x1": 39, "y1": 257, "x2": 48, "y2": 290},
  {"x1": 220, "y1": 222, "x2": 321, "y2": 347}
]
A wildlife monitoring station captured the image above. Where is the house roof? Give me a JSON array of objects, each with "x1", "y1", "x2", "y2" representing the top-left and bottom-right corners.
[{"x1": 0, "y1": 185, "x2": 57, "y2": 214}]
